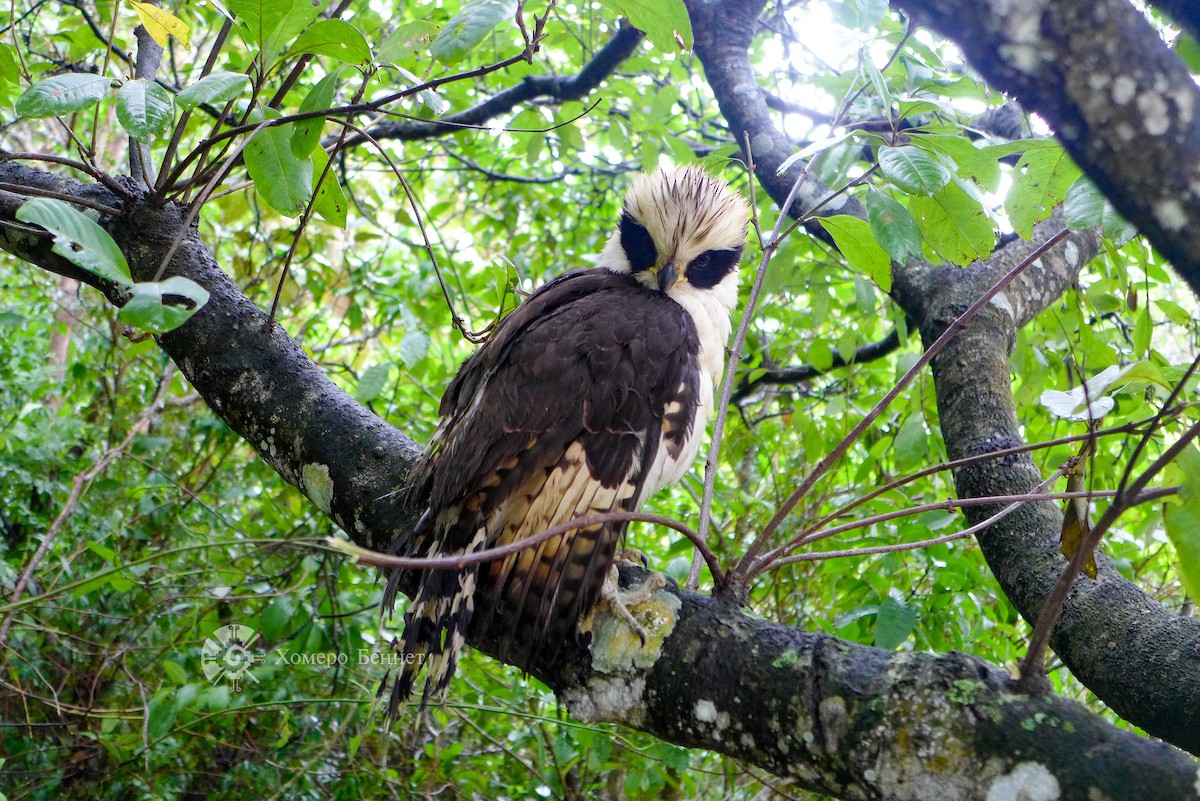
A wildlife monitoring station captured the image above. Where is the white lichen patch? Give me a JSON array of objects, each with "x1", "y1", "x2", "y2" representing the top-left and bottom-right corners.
[
  {"x1": 817, "y1": 696, "x2": 848, "y2": 754},
  {"x1": 1111, "y1": 76, "x2": 1136, "y2": 106},
  {"x1": 998, "y1": 43, "x2": 1040, "y2": 73},
  {"x1": 1173, "y1": 86, "x2": 1195, "y2": 126},
  {"x1": 1154, "y1": 198, "x2": 1188, "y2": 231},
  {"x1": 302, "y1": 462, "x2": 334, "y2": 514},
  {"x1": 989, "y1": 292, "x2": 1016, "y2": 322},
  {"x1": 1136, "y1": 92, "x2": 1171, "y2": 136},
  {"x1": 1063, "y1": 240, "x2": 1079, "y2": 268},
  {"x1": 695, "y1": 699, "x2": 718, "y2": 723},
  {"x1": 986, "y1": 762, "x2": 1061, "y2": 801},
  {"x1": 563, "y1": 676, "x2": 646, "y2": 727}
]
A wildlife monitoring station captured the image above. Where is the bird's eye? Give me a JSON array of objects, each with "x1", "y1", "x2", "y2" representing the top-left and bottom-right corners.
[{"x1": 687, "y1": 247, "x2": 742, "y2": 289}]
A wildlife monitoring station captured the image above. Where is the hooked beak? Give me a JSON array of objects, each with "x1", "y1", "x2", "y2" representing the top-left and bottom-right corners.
[{"x1": 657, "y1": 261, "x2": 679, "y2": 292}]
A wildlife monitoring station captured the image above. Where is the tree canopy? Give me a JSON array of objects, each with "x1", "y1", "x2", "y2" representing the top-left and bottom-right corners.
[{"x1": 1, "y1": 0, "x2": 1199, "y2": 798}]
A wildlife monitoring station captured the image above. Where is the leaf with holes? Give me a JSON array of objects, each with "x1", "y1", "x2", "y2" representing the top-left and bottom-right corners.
[
  {"x1": 1006, "y1": 141, "x2": 1082, "y2": 239},
  {"x1": 908, "y1": 180, "x2": 993, "y2": 265},
  {"x1": 118, "y1": 277, "x2": 210, "y2": 333},
  {"x1": 16, "y1": 198, "x2": 132, "y2": 286}
]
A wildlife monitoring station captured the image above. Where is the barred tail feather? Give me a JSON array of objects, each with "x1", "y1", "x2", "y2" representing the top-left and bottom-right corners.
[{"x1": 385, "y1": 527, "x2": 485, "y2": 718}]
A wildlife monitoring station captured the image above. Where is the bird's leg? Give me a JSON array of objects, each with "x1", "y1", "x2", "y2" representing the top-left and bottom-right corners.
[{"x1": 581, "y1": 561, "x2": 668, "y2": 645}]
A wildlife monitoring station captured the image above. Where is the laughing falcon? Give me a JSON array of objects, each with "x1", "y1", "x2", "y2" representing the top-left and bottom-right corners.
[{"x1": 388, "y1": 164, "x2": 750, "y2": 708}]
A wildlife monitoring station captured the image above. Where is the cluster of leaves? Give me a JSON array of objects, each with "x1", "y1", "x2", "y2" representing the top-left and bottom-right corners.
[{"x1": 1, "y1": 0, "x2": 1198, "y2": 797}]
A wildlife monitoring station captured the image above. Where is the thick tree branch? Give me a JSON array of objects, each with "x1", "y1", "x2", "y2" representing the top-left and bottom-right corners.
[
  {"x1": 692, "y1": 0, "x2": 1200, "y2": 753},
  {"x1": 892, "y1": 0, "x2": 1200, "y2": 298},
  {"x1": 892, "y1": 211, "x2": 1200, "y2": 753},
  {"x1": 2, "y1": 163, "x2": 1195, "y2": 794}
]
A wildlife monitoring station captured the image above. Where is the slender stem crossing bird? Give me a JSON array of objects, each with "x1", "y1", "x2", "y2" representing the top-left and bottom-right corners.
[{"x1": 385, "y1": 164, "x2": 750, "y2": 710}]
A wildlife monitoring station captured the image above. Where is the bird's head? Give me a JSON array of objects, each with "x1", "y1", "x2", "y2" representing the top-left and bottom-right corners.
[{"x1": 599, "y1": 165, "x2": 751, "y2": 311}]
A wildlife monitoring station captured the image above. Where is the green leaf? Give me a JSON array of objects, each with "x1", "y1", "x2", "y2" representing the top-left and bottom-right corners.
[
  {"x1": 116, "y1": 79, "x2": 174, "y2": 141},
  {"x1": 430, "y1": 0, "x2": 518, "y2": 65},
  {"x1": 1173, "y1": 33, "x2": 1200, "y2": 74},
  {"x1": 118, "y1": 276, "x2": 210, "y2": 333},
  {"x1": 287, "y1": 19, "x2": 371, "y2": 65},
  {"x1": 356, "y1": 363, "x2": 392, "y2": 402},
  {"x1": 831, "y1": 0, "x2": 888, "y2": 30},
  {"x1": 1063, "y1": 175, "x2": 1104, "y2": 230},
  {"x1": 176, "y1": 71, "x2": 251, "y2": 111},
  {"x1": 162, "y1": 660, "x2": 189, "y2": 684},
  {"x1": 15, "y1": 73, "x2": 110, "y2": 118},
  {"x1": 376, "y1": 21, "x2": 439, "y2": 66},
  {"x1": 260, "y1": 597, "x2": 294, "y2": 640},
  {"x1": 1132, "y1": 306, "x2": 1151, "y2": 358},
  {"x1": 292, "y1": 71, "x2": 340, "y2": 158},
  {"x1": 146, "y1": 692, "x2": 179, "y2": 741},
  {"x1": 908, "y1": 180, "x2": 993, "y2": 265},
  {"x1": 865, "y1": 188, "x2": 922, "y2": 264},
  {"x1": 400, "y1": 330, "x2": 430, "y2": 367},
  {"x1": 1164, "y1": 445, "x2": 1200, "y2": 600},
  {"x1": 0, "y1": 43, "x2": 20, "y2": 85},
  {"x1": 893, "y1": 415, "x2": 927, "y2": 469},
  {"x1": 874, "y1": 595, "x2": 916, "y2": 650},
  {"x1": 598, "y1": 0, "x2": 693, "y2": 51},
  {"x1": 228, "y1": 0, "x2": 322, "y2": 62},
  {"x1": 807, "y1": 340, "x2": 834, "y2": 372},
  {"x1": 310, "y1": 146, "x2": 348, "y2": 227},
  {"x1": 776, "y1": 131, "x2": 854, "y2": 176},
  {"x1": 1005, "y1": 141, "x2": 1082, "y2": 239},
  {"x1": 15, "y1": 198, "x2": 132, "y2": 286},
  {"x1": 819, "y1": 215, "x2": 893, "y2": 291},
  {"x1": 878, "y1": 145, "x2": 952, "y2": 195},
  {"x1": 244, "y1": 119, "x2": 313, "y2": 217}
]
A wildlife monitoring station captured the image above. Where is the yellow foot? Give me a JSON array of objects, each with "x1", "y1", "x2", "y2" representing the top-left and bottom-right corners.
[{"x1": 580, "y1": 565, "x2": 667, "y2": 645}]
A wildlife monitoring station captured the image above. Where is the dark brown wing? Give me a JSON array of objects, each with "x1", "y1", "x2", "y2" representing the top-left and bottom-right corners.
[{"x1": 390, "y1": 268, "x2": 701, "y2": 706}]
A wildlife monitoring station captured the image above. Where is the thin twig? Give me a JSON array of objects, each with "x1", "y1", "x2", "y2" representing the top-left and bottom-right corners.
[
  {"x1": 339, "y1": 510, "x2": 719, "y2": 579},
  {"x1": 727, "y1": 227, "x2": 1074, "y2": 591}
]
